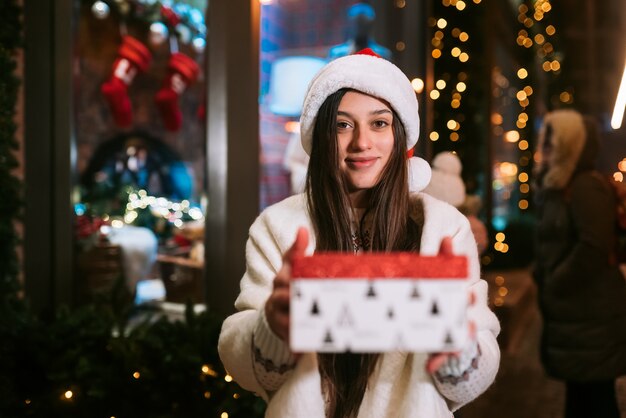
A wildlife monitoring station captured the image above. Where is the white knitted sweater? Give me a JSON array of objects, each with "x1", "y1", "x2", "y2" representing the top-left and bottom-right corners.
[{"x1": 218, "y1": 193, "x2": 500, "y2": 418}]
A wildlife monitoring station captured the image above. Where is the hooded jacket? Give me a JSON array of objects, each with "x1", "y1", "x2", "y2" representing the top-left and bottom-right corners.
[{"x1": 533, "y1": 109, "x2": 626, "y2": 381}]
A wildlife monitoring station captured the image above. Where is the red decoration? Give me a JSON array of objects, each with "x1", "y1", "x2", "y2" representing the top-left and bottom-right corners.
[
  {"x1": 101, "y1": 36, "x2": 152, "y2": 127},
  {"x1": 155, "y1": 52, "x2": 200, "y2": 131}
]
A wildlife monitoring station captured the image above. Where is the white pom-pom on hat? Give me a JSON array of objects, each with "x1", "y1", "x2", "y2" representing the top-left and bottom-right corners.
[{"x1": 408, "y1": 156, "x2": 432, "y2": 193}]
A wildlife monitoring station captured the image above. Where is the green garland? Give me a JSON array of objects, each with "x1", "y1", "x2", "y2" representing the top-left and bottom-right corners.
[{"x1": 0, "y1": 2, "x2": 265, "y2": 416}]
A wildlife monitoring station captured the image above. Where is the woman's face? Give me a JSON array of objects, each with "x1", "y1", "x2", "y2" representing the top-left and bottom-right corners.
[{"x1": 336, "y1": 91, "x2": 395, "y2": 205}]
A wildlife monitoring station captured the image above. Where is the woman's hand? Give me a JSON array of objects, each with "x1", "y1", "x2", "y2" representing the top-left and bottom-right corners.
[
  {"x1": 264, "y1": 227, "x2": 309, "y2": 342},
  {"x1": 426, "y1": 236, "x2": 476, "y2": 375}
]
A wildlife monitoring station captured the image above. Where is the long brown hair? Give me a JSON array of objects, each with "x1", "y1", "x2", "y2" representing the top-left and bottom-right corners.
[{"x1": 305, "y1": 88, "x2": 421, "y2": 418}]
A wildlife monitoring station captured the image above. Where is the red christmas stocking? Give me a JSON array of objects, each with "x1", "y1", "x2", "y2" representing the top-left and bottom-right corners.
[
  {"x1": 101, "y1": 36, "x2": 152, "y2": 128},
  {"x1": 155, "y1": 52, "x2": 200, "y2": 131}
]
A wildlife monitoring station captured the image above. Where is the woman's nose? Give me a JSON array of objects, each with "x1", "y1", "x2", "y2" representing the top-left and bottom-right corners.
[{"x1": 351, "y1": 126, "x2": 373, "y2": 151}]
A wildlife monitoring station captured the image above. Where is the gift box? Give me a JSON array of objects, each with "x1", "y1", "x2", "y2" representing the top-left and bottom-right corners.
[{"x1": 290, "y1": 252, "x2": 469, "y2": 353}]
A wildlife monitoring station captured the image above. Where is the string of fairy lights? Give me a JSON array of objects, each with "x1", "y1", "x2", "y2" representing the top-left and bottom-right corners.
[{"x1": 47, "y1": 364, "x2": 237, "y2": 418}]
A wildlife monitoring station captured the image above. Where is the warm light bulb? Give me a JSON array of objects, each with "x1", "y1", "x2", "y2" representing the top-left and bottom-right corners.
[
  {"x1": 437, "y1": 18, "x2": 448, "y2": 29},
  {"x1": 411, "y1": 78, "x2": 425, "y2": 93},
  {"x1": 436, "y1": 79, "x2": 447, "y2": 89}
]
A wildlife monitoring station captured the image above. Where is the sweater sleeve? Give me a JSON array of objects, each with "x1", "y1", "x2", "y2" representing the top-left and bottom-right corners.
[
  {"x1": 427, "y1": 204, "x2": 501, "y2": 410},
  {"x1": 218, "y1": 210, "x2": 299, "y2": 401}
]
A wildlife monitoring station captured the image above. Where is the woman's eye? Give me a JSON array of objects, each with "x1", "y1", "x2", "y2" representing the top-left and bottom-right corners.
[
  {"x1": 337, "y1": 121, "x2": 351, "y2": 129},
  {"x1": 373, "y1": 120, "x2": 389, "y2": 128}
]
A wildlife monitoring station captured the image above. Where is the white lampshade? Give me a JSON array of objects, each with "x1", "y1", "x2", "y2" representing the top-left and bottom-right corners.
[{"x1": 268, "y1": 56, "x2": 327, "y2": 117}]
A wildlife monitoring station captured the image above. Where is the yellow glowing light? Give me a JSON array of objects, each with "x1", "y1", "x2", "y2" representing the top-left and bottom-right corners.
[
  {"x1": 518, "y1": 172, "x2": 529, "y2": 183},
  {"x1": 541, "y1": 2, "x2": 552, "y2": 12},
  {"x1": 225, "y1": 374, "x2": 233, "y2": 382},
  {"x1": 221, "y1": 413, "x2": 229, "y2": 418},
  {"x1": 450, "y1": 132, "x2": 460, "y2": 142},
  {"x1": 436, "y1": 79, "x2": 447, "y2": 89},
  {"x1": 447, "y1": 119, "x2": 458, "y2": 130},
  {"x1": 443, "y1": 0, "x2": 451, "y2": 6},
  {"x1": 517, "y1": 68, "x2": 528, "y2": 79},
  {"x1": 519, "y1": 200, "x2": 529, "y2": 210},
  {"x1": 495, "y1": 276, "x2": 505, "y2": 286},
  {"x1": 396, "y1": 41, "x2": 406, "y2": 51},
  {"x1": 25, "y1": 399, "x2": 31, "y2": 405},
  {"x1": 494, "y1": 297, "x2": 504, "y2": 307},
  {"x1": 614, "y1": 172, "x2": 624, "y2": 182},
  {"x1": 233, "y1": 393, "x2": 240, "y2": 399},
  {"x1": 516, "y1": 90, "x2": 527, "y2": 101},
  {"x1": 64, "y1": 390, "x2": 73, "y2": 400},
  {"x1": 204, "y1": 391, "x2": 212, "y2": 399},
  {"x1": 518, "y1": 4, "x2": 528, "y2": 13},
  {"x1": 498, "y1": 287, "x2": 509, "y2": 297},
  {"x1": 516, "y1": 36, "x2": 525, "y2": 46},
  {"x1": 451, "y1": 99, "x2": 461, "y2": 108},
  {"x1": 456, "y1": 0, "x2": 466, "y2": 10},
  {"x1": 456, "y1": 82, "x2": 467, "y2": 92},
  {"x1": 133, "y1": 372, "x2": 140, "y2": 379},
  {"x1": 534, "y1": 34, "x2": 545, "y2": 45},
  {"x1": 518, "y1": 140, "x2": 529, "y2": 150},
  {"x1": 504, "y1": 130, "x2": 520, "y2": 143},
  {"x1": 542, "y1": 61, "x2": 552, "y2": 72},
  {"x1": 430, "y1": 90, "x2": 441, "y2": 100},
  {"x1": 523, "y1": 37, "x2": 533, "y2": 48},
  {"x1": 494, "y1": 242, "x2": 504, "y2": 251},
  {"x1": 499, "y1": 162, "x2": 518, "y2": 177},
  {"x1": 491, "y1": 113, "x2": 503, "y2": 125},
  {"x1": 451, "y1": 47, "x2": 461, "y2": 57},
  {"x1": 520, "y1": 98, "x2": 530, "y2": 107},
  {"x1": 560, "y1": 92, "x2": 571, "y2": 103},
  {"x1": 519, "y1": 112, "x2": 529, "y2": 122},
  {"x1": 473, "y1": 0, "x2": 481, "y2": 3},
  {"x1": 534, "y1": 11, "x2": 544, "y2": 21},
  {"x1": 435, "y1": 30, "x2": 444, "y2": 40},
  {"x1": 518, "y1": 29, "x2": 528, "y2": 37},
  {"x1": 285, "y1": 121, "x2": 300, "y2": 133},
  {"x1": 430, "y1": 131, "x2": 440, "y2": 141},
  {"x1": 501, "y1": 244, "x2": 509, "y2": 253},
  {"x1": 459, "y1": 32, "x2": 469, "y2": 42},
  {"x1": 396, "y1": 0, "x2": 406, "y2": 8},
  {"x1": 432, "y1": 49, "x2": 442, "y2": 59},
  {"x1": 550, "y1": 60, "x2": 561, "y2": 71},
  {"x1": 452, "y1": 92, "x2": 462, "y2": 100},
  {"x1": 495, "y1": 232, "x2": 505, "y2": 242},
  {"x1": 201, "y1": 364, "x2": 219, "y2": 377},
  {"x1": 524, "y1": 86, "x2": 534, "y2": 96},
  {"x1": 437, "y1": 18, "x2": 448, "y2": 29},
  {"x1": 546, "y1": 25, "x2": 556, "y2": 35},
  {"x1": 451, "y1": 27, "x2": 460, "y2": 37},
  {"x1": 618, "y1": 159, "x2": 626, "y2": 171},
  {"x1": 411, "y1": 78, "x2": 425, "y2": 93},
  {"x1": 516, "y1": 120, "x2": 527, "y2": 129},
  {"x1": 520, "y1": 183, "x2": 530, "y2": 193},
  {"x1": 459, "y1": 52, "x2": 469, "y2": 62},
  {"x1": 524, "y1": 17, "x2": 534, "y2": 28}
]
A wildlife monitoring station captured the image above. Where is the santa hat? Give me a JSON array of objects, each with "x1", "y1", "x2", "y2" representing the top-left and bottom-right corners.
[
  {"x1": 299, "y1": 48, "x2": 430, "y2": 192},
  {"x1": 423, "y1": 151, "x2": 466, "y2": 208}
]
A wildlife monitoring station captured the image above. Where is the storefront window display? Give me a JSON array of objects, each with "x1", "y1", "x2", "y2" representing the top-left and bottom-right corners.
[{"x1": 73, "y1": 0, "x2": 208, "y2": 306}]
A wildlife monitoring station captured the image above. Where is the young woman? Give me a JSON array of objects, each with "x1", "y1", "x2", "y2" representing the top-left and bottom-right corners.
[{"x1": 218, "y1": 49, "x2": 500, "y2": 418}]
